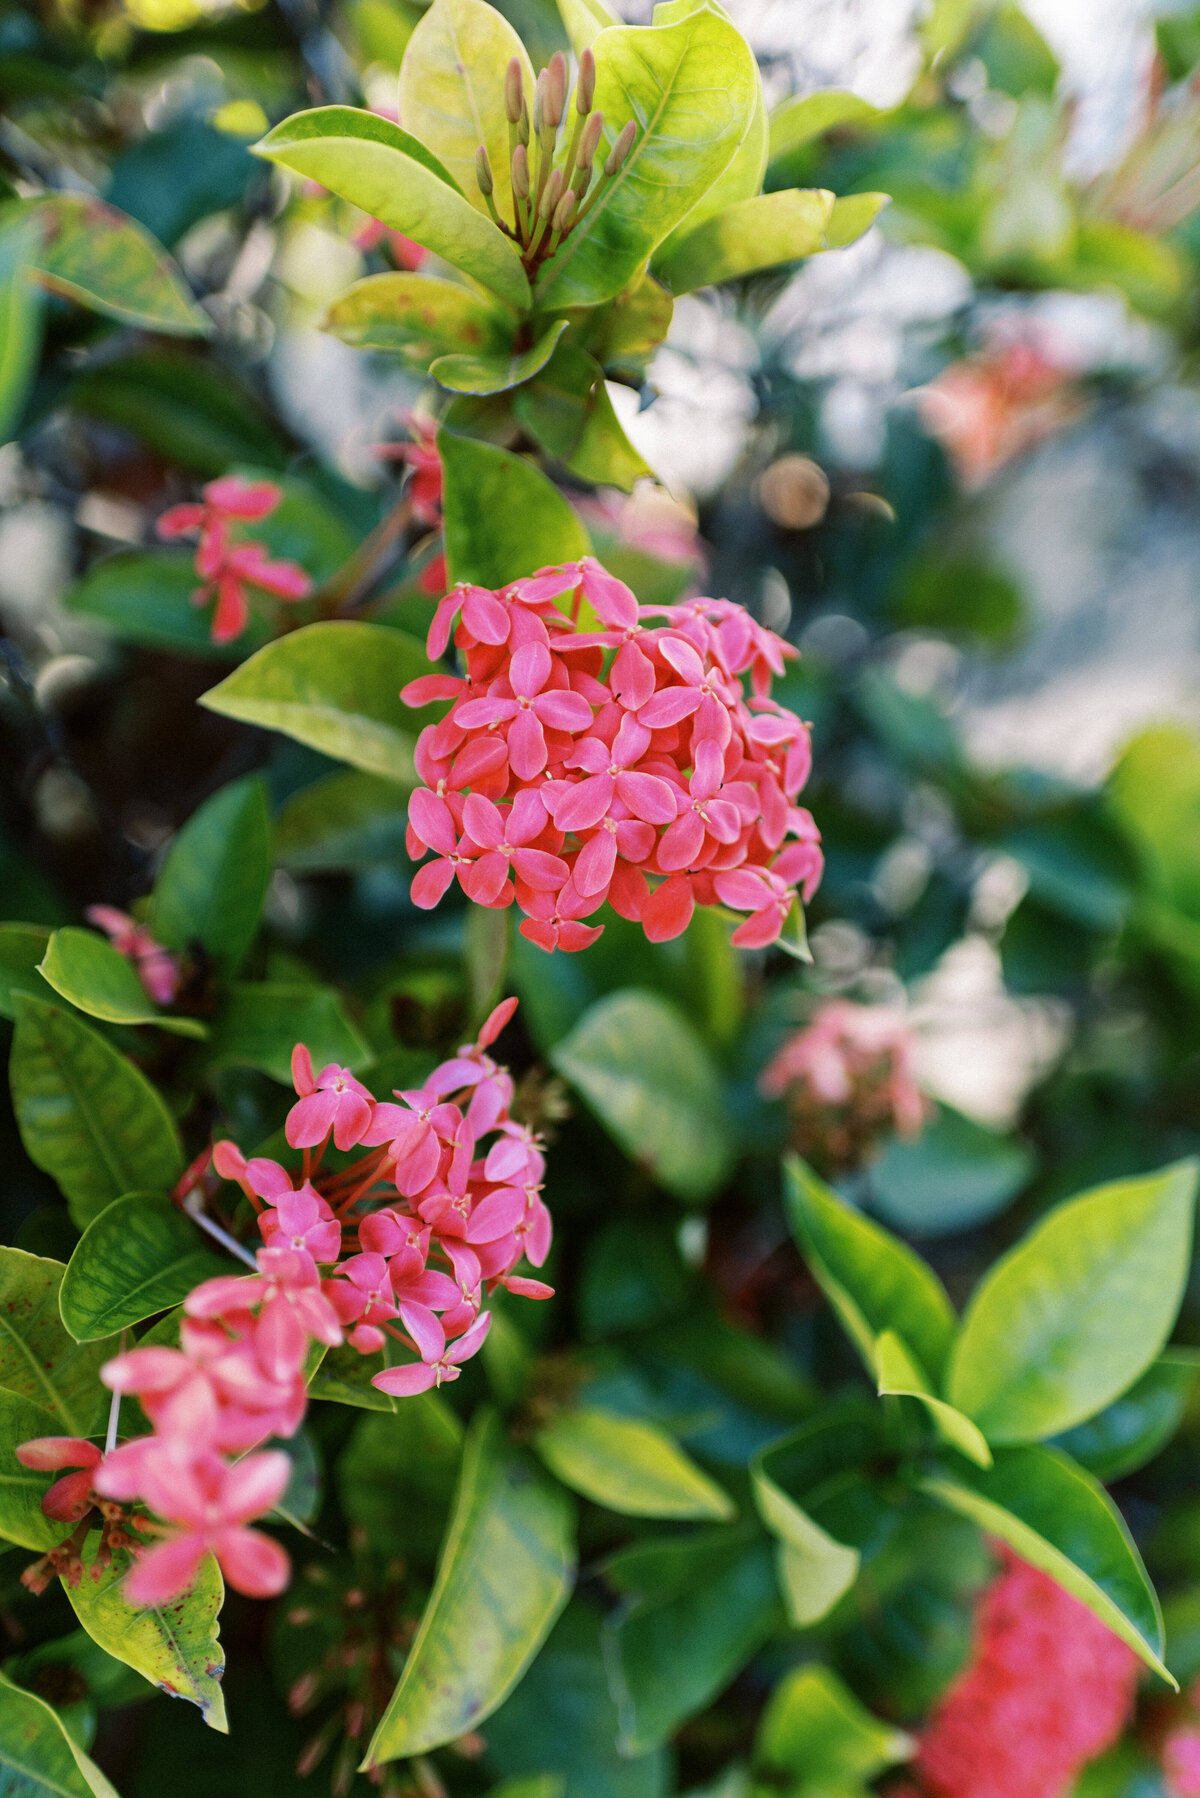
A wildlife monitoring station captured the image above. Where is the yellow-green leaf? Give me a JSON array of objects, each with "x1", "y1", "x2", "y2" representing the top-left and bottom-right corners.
[
  {"x1": 534, "y1": 1408, "x2": 735, "y2": 1520},
  {"x1": 0, "y1": 1248, "x2": 114, "y2": 1433},
  {"x1": 28, "y1": 195, "x2": 211, "y2": 337},
  {"x1": 875, "y1": 1329, "x2": 992, "y2": 1468},
  {"x1": 654, "y1": 188, "x2": 834, "y2": 295},
  {"x1": 0, "y1": 1669, "x2": 120, "y2": 1797},
  {"x1": 324, "y1": 271, "x2": 510, "y2": 366}
]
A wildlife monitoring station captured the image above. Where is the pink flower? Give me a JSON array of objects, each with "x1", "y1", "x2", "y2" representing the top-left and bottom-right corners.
[
  {"x1": 157, "y1": 475, "x2": 310, "y2": 645},
  {"x1": 15, "y1": 1436, "x2": 102, "y2": 1521},
  {"x1": 123, "y1": 1449, "x2": 291, "y2": 1606},
  {"x1": 286, "y1": 1058, "x2": 374, "y2": 1152},
  {"x1": 86, "y1": 905, "x2": 179, "y2": 1006},
  {"x1": 1166, "y1": 1727, "x2": 1200, "y2": 1798},
  {"x1": 259, "y1": 1184, "x2": 341, "y2": 1263},
  {"x1": 371, "y1": 1306, "x2": 492, "y2": 1397}
]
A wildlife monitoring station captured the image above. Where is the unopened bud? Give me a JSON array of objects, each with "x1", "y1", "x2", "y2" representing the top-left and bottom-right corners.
[
  {"x1": 545, "y1": 51, "x2": 567, "y2": 128},
  {"x1": 475, "y1": 145, "x2": 493, "y2": 197},
  {"x1": 605, "y1": 119, "x2": 636, "y2": 176},
  {"x1": 532, "y1": 70, "x2": 546, "y2": 135},
  {"x1": 552, "y1": 190, "x2": 577, "y2": 234},
  {"x1": 577, "y1": 46, "x2": 596, "y2": 114},
  {"x1": 511, "y1": 142, "x2": 530, "y2": 199},
  {"x1": 518, "y1": 95, "x2": 530, "y2": 146},
  {"x1": 538, "y1": 166, "x2": 564, "y2": 220},
  {"x1": 580, "y1": 110, "x2": 603, "y2": 165},
  {"x1": 505, "y1": 56, "x2": 524, "y2": 125}
]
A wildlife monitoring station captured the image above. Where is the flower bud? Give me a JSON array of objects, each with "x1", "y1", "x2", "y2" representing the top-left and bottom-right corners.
[
  {"x1": 545, "y1": 51, "x2": 567, "y2": 128},
  {"x1": 538, "y1": 166, "x2": 564, "y2": 220},
  {"x1": 511, "y1": 142, "x2": 530, "y2": 199},
  {"x1": 475, "y1": 145, "x2": 494, "y2": 197},
  {"x1": 505, "y1": 56, "x2": 524, "y2": 125},
  {"x1": 552, "y1": 189, "x2": 577, "y2": 234},
  {"x1": 604, "y1": 119, "x2": 637, "y2": 177},
  {"x1": 518, "y1": 95, "x2": 530, "y2": 147},
  {"x1": 576, "y1": 46, "x2": 595, "y2": 114},
  {"x1": 580, "y1": 110, "x2": 603, "y2": 166},
  {"x1": 532, "y1": 70, "x2": 546, "y2": 135}
]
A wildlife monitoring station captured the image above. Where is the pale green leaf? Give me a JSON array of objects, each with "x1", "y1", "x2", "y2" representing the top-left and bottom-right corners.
[
  {"x1": 37, "y1": 930, "x2": 204, "y2": 1038},
  {"x1": 534, "y1": 1408, "x2": 734, "y2": 1520},
  {"x1": 556, "y1": 0, "x2": 619, "y2": 55},
  {"x1": 150, "y1": 775, "x2": 271, "y2": 976},
  {"x1": 59, "y1": 1194, "x2": 226, "y2": 1342},
  {"x1": 755, "y1": 1664, "x2": 912, "y2": 1784},
  {"x1": 432, "y1": 318, "x2": 569, "y2": 396},
  {"x1": 324, "y1": 271, "x2": 510, "y2": 366},
  {"x1": 0, "y1": 207, "x2": 42, "y2": 443},
  {"x1": 0, "y1": 1669, "x2": 121, "y2": 1797},
  {"x1": 28, "y1": 195, "x2": 211, "y2": 337},
  {"x1": 654, "y1": 188, "x2": 834, "y2": 294},
  {"x1": 824, "y1": 191, "x2": 890, "y2": 248},
  {"x1": 750, "y1": 1439, "x2": 860, "y2": 1627},
  {"x1": 875, "y1": 1329, "x2": 992, "y2": 1468},
  {"x1": 767, "y1": 90, "x2": 880, "y2": 163}
]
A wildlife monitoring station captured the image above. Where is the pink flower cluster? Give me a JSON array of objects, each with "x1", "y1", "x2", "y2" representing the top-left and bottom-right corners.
[
  {"x1": 895, "y1": 1548, "x2": 1138, "y2": 1798},
  {"x1": 16, "y1": 1001, "x2": 551, "y2": 1608},
  {"x1": 761, "y1": 1000, "x2": 927, "y2": 1133},
  {"x1": 86, "y1": 905, "x2": 179, "y2": 1006},
  {"x1": 401, "y1": 557, "x2": 822, "y2": 952},
  {"x1": 158, "y1": 474, "x2": 311, "y2": 645}
]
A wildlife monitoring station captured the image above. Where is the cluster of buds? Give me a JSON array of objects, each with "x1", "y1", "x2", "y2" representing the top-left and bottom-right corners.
[
  {"x1": 85, "y1": 904, "x2": 180, "y2": 1006},
  {"x1": 401, "y1": 557, "x2": 822, "y2": 952},
  {"x1": 889, "y1": 1548, "x2": 1138, "y2": 1798},
  {"x1": 16, "y1": 1001, "x2": 551, "y2": 1608},
  {"x1": 474, "y1": 49, "x2": 637, "y2": 276},
  {"x1": 760, "y1": 999, "x2": 927, "y2": 1174},
  {"x1": 157, "y1": 474, "x2": 311, "y2": 644}
]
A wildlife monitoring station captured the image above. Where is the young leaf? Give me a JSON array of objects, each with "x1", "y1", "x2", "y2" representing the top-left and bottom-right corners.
[
  {"x1": 767, "y1": 90, "x2": 880, "y2": 163},
  {"x1": 200, "y1": 622, "x2": 431, "y2": 783},
  {"x1": 824, "y1": 191, "x2": 890, "y2": 248},
  {"x1": 439, "y1": 432, "x2": 590, "y2": 588},
  {"x1": 556, "y1": 0, "x2": 619, "y2": 55},
  {"x1": 0, "y1": 1389, "x2": 74, "y2": 1550},
  {"x1": 207, "y1": 982, "x2": 369, "y2": 1085},
  {"x1": 750, "y1": 1449, "x2": 860, "y2": 1626},
  {"x1": 0, "y1": 1669, "x2": 121, "y2": 1798},
  {"x1": 324, "y1": 272, "x2": 511, "y2": 366},
  {"x1": 66, "y1": 1537, "x2": 228, "y2": 1730},
  {"x1": 364, "y1": 1409, "x2": 576, "y2": 1765},
  {"x1": 551, "y1": 989, "x2": 735, "y2": 1203},
  {"x1": 754, "y1": 1664, "x2": 913, "y2": 1786},
  {"x1": 399, "y1": 0, "x2": 536, "y2": 224},
  {"x1": 0, "y1": 206, "x2": 42, "y2": 442},
  {"x1": 59, "y1": 1194, "x2": 226, "y2": 1341},
  {"x1": 38, "y1": 929, "x2": 204, "y2": 1037},
  {"x1": 10, "y1": 994, "x2": 183, "y2": 1229},
  {"x1": 0, "y1": 924, "x2": 52, "y2": 1021},
  {"x1": 533, "y1": 1407, "x2": 735, "y2": 1520},
  {"x1": 28, "y1": 195, "x2": 211, "y2": 336},
  {"x1": 253, "y1": 108, "x2": 530, "y2": 309},
  {"x1": 150, "y1": 775, "x2": 271, "y2": 976},
  {"x1": 920, "y1": 1444, "x2": 1173, "y2": 1684},
  {"x1": 653, "y1": 188, "x2": 835, "y2": 295},
  {"x1": 0, "y1": 1249, "x2": 114, "y2": 1432},
  {"x1": 535, "y1": 8, "x2": 758, "y2": 309},
  {"x1": 783, "y1": 1157, "x2": 956, "y2": 1381},
  {"x1": 947, "y1": 1159, "x2": 1198, "y2": 1443},
  {"x1": 875, "y1": 1330, "x2": 992, "y2": 1469},
  {"x1": 431, "y1": 318, "x2": 570, "y2": 396}
]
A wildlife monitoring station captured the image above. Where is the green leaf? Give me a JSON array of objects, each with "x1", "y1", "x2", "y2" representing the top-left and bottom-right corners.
[
  {"x1": 875, "y1": 1330, "x2": 992, "y2": 1469},
  {"x1": 364, "y1": 1409, "x2": 575, "y2": 1766},
  {"x1": 1055, "y1": 1353, "x2": 1200, "y2": 1484},
  {"x1": 440, "y1": 431, "x2": 590, "y2": 588},
  {"x1": 556, "y1": 0, "x2": 619, "y2": 55},
  {"x1": 64, "y1": 551, "x2": 262, "y2": 657},
  {"x1": 253, "y1": 107, "x2": 530, "y2": 309},
  {"x1": 535, "y1": 8, "x2": 759, "y2": 309},
  {"x1": 309, "y1": 1331, "x2": 431, "y2": 1413},
  {"x1": 28, "y1": 195, "x2": 211, "y2": 337},
  {"x1": 398, "y1": 0, "x2": 536, "y2": 225},
  {"x1": 10, "y1": 994, "x2": 184, "y2": 1230},
  {"x1": 767, "y1": 90, "x2": 880, "y2": 162},
  {"x1": 68, "y1": 352, "x2": 286, "y2": 478},
  {"x1": 0, "y1": 206, "x2": 42, "y2": 442},
  {"x1": 754, "y1": 1664, "x2": 912, "y2": 1786},
  {"x1": 200, "y1": 622, "x2": 431, "y2": 782},
  {"x1": 919, "y1": 1444, "x2": 1173, "y2": 1684},
  {"x1": 149, "y1": 775, "x2": 271, "y2": 976},
  {"x1": 601, "y1": 1529, "x2": 779, "y2": 1753},
  {"x1": 0, "y1": 1249, "x2": 114, "y2": 1433},
  {"x1": 534, "y1": 1407, "x2": 734, "y2": 1520},
  {"x1": 585, "y1": 273, "x2": 673, "y2": 379},
  {"x1": 0, "y1": 924, "x2": 52, "y2": 1020},
  {"x1": 0, "y1": 1389, "x2": 76, "y2": 1551},
  {"x1": 783, "y1": 1157, "x2": 956, "y2": 1381},
  {"x1": 338, "y1": 1398, "x2": 464, "y2": 1560},
  {"x1": 324, "y1": 271, "x2": 510, "y2": 367},
  {"x1": 37, "y1": 929, "x2": 204, "y2": 1038},
  {"x1": 0, "y1": 1669, "x2": 120, "y2": 1798},
  {"x1": 869, "y1": 1105, "x2": 1034, "y2": 1239},
  {"x1": 59, "y1": 1194, "x2": 226, "y2": 1342},
  {"x1": 750, "y1": 1430, "x2": 861, "y2": 1627},
  {"x1": 66, "y1": 1537, "x2": 228, "y2": 1730},
  {"x1": 551, "y1": 989, "x2": 734, "y2": 1203},
  {"x1": 513, "y1": 345, "x2": 651, "y2": 492},
  {"x1": 947, "y1": 1160, "x2": 1198, "y2": 1443},
  {"x1": 431, "y1": 318, "x2": 569, "y2": 396},
  {"x1": 824, "y1": 191, "x2": 890, "y2": 249},
  {"x1": 207, "y1": 983, "x2": 369, "y2": 1085},
  {"x1": 654, "y1": 188, "x2": 834, "y2": 295},
  {"x1": 275, "y1": 770, "x2": 411, "y2": 873}
]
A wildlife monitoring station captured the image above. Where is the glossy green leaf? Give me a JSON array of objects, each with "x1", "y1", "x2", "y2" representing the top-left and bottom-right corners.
[
  {"x1": 0, "y1": 925, "x2": 52, "y2": 1020},
  {"x1": 432, "y1": 317, "x2": 569, "y2": 396},
  {"x1": 37, "y1": 929, "x2": 204, "y2": 1038},
  {"x1": 440, "y1": 431, "x2": 590, "y2": 588},
  {"x1": 875, "y1": 1330, "x2": 992, "y2": 1468},
  {"x1": 754, "y1": 1664, "x2": 912, "y2": 1785},
  {"x1": 324, "y1": 271, "x2": 510, "y2": 366},
  {"x1": 654, "y1": 188, "x2": 834, "y2": 294},
  {"x1": 0, "y1": 1669, "x2": 120, "y2": 1798},
  {"x1": 0, "y1": 206, "x2": 42, "y2": 442},
  {"x1": 0, "y1": 1249, "x2": 114, "y2": 1433},
  {"x1": 869, "y1": 1105, "x2": 1034, "y2": 1238},
  {"x1": 64, "y1": 551, "x2": 261, "y2": 657},
  {"x1": 10, "y1": 994, "x2": 184, "y2": 1229},
  {"x1": 920, "y1": 1444, "x2": 1173, "y2": 1683},
  {"x1": 824, "y1": 191, "x2": 890, "y2": 249},
  {"x1": 274, "y1": 770, "x2": 410, "y2": 873},
  {"x1": 767, "y1": 90, "x2": 880, "y2": 162},
  {"x1": 948, "y1": 1160, "x2": 1197, "y2": 1443},
  {"x1": 66, "y1": 1537, "x2": 228, "y2": 1730},
  {"x1": 149, "y1": 775, "x2": 271, "y2": 976},
  {"x1": 59, "y1": 1194, "x2": 226, "y2": 1341},
  {"x1": 750, "y1": 1431, "x2": 861, "y2": 1627},
  {"x1": 207, "y1": 983, "x2": 369, "y2": 1085},
  {"x1": 28, "y1": 194, "x2": 211, "y2": 336},
  {"x1": 512, "y1": 345, "x2": 651, "y2": 492},
  {"x1": 783, "y1": 1157, "x2": 956, "y2": 1381},
  {"x1": 551, "y1": 989, "x2": 734, "y2": 1203},
  {"x1": 0, "y1": 1389, "x2": 75, "y2": 1551},
  {"x1": 1055, "y1": 1353, "x2": 1199, "y2": 1484},
  {"x1": 398, "y1": 0, "x2": 535, "y2": 224},
  {"x1": 673, "y1": 30, "x2": 767, "y2": 237},
  {"x1": 200, "y1": 622, "x2": 430, "y2": 783},
  {"x1": 602, "y1": 1529, "x2": 779, "y2": 1753},
  {"x1": 535, "y1": 8, "x2": 758, "y2": 308},
  {"x1": 364, "y1": 1409, "x2": 575, "y2": 1765},
  {"x1": 556, "y1": 0, "x2": 619, "y2": 55},
  {"x1": 253, "y1": 107, "x2": 530, "y2": 309},
  {"x1": 534, "y1": 1407, "x2": 734, "y2": 1519}
]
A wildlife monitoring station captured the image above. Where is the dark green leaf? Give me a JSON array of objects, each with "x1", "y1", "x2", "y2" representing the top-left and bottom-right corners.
[
  {"x1": 64, "y1": 552, "x2": 264, "y2": 657},
  {"x1": 1054, "y1": 1353, "x2": 1199, "y2": 1483},
  {"x1": 59, "y1": 1194, "x2": 226, "y2": 1341},
  {"x1": 0, "y1": 1669, "x2": 120, "y2": 1797},
  {"x1": 338, "y1": 1398, "x2": 464, "y2": 1560},
  {"x1": 440, "y1": 431, "x2": 590, "y2": 588},
  {"x1": 0, "y1": 1248, "x2": 113, "y2": 1432},
  {"x1": 69, "y1": 352, "x2": 286, "y2": 477},
  {"x1": 274, "y1": 771, "x2": 411, "y2": 873},
  {"x1": 28, "y1": 194, "x2": 210, "y2": 336},
  {"x1": 38, "y1": 929, "x2": 204, "y2": 1037},
  {"x1": 150, "y1": 775, "x2": 271, "y2": 975},
  {"x1": 513, "y1": 345, "x2": 651, "y2": 492},
  {"x1": 0, "y1": 924, "x2": 52, "y2": 1020},
  {"x1": 534, "y1": 1407, "x2": 734, "y2": 1519},
  {"x1": 207, "y1": 983, "x2": 369, "y2": 1085},
  {"x1": 869, "y1": 1106, "x2": 1034, "y2": 1238}
]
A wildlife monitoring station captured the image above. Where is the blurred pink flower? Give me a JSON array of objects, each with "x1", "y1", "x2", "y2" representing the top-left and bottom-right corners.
[{"x1": 86, "y1": 904, "x2": 179, "y2": 1006}]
